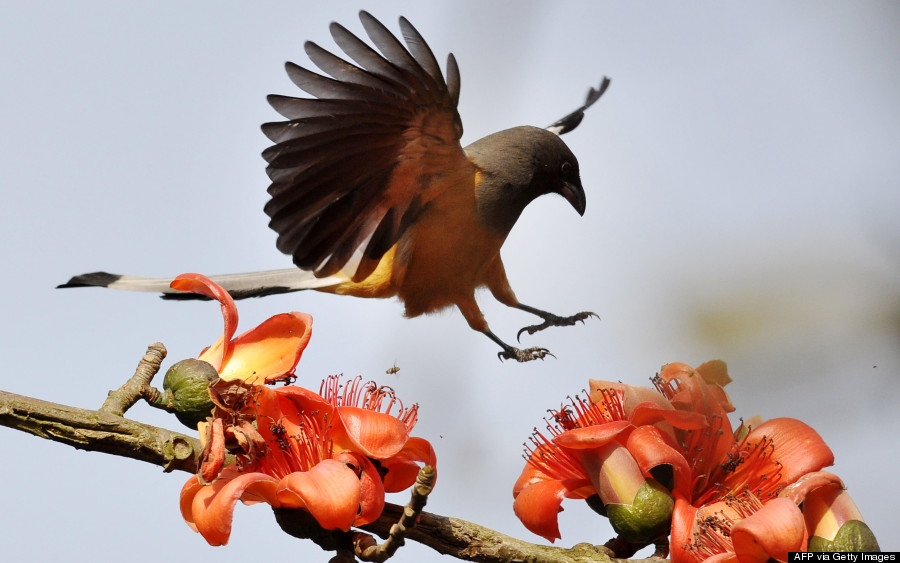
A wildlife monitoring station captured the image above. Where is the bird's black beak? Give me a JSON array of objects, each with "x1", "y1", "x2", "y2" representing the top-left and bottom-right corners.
[{"x1": 559, "y1": 180, "x2": 586, "y2": 216}]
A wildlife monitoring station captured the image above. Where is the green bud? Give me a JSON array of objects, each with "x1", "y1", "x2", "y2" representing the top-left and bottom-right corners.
[
  {"x1": 808, "y1": 520, "x2": 880, "y2": 552},
  {"x1": 605, "y1": 479, "x2": 674, "y2": 543},
  {"x1": 162, "y1": 359, "x2": 218, "y2": 428}
]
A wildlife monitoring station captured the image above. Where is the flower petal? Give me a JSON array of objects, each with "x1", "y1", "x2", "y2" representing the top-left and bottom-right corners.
[
  {"x1": 199, "y1": 418, "x2": 225, "y2": 484},
  {"x1": 577, "y1": 441, "x2": 644, "y2": 506},
  {"x1": 626, "y1": 424, "x2": 693, "y2": 498},
  {"x1": 731, "y1": 497, "x2": 807, "y2": 563},
  {"x1": 180, "y1": 475, "x2": 204, "y2": 533},
  {"x1": 745, "y1": 418, "x2": 834, "y2": 485},
  {"x1": 276, "y1": 459, "x2": 361, "y2": 531},
  {"x1": 589, "y1": 380, "x2": 671, "y2": 416},
  {"x1": 788, "y1": 473, "x2": 864, "y2": 543},
  {"x1": 779, "y1": 470, "x2": 843, "y2": 505},
  {"x1": 669, "y1": 497, "x2": 700, "y2": 563},
  {"x1": 350, "y1": 454, "x2": 387, "y2": 526},
  {"x1": 171, "y1": 273, "x2": 239, "y2": 372},
  {"x1": 629, "y1": 401, "x2": 708, "y2": 430},
  {"x1": 382, "y1": 436, "x2": 437, "y2": 492},
  {"x1": 696, "y1": 359, "x2": 732, "y2": 386},
  {"x1": 183, "y1": 468, "x2": 280, "y2": 546},
  {"x1": 553, "y1": 420, "x2": 631, "y2": 449},
  {"x1": 217, "y1": 312, "x2": 312, "y2": 384},
  {"x1": 513, "y1": 479, "x2": 571, "y2": 542},
  {"x1": 331, "y1": 406, "x2": 410, "y2": 459}
]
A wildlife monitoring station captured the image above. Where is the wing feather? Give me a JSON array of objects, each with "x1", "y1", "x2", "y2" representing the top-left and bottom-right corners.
[{"x1": 264, "y1": 11, "x2": 467, "y2": 281}]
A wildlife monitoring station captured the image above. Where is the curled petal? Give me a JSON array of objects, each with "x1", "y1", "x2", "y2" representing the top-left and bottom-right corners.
[
  {"x1": 553, "y1": 420, "x2": 631, "y2": 449},
  {"x1": 275, "y1": 384, "x2": 333, "y2": 412},
  {"x1": 792, "y1": 474, "x2": 866, "y2": 543},
  {"x1": 669, "y1": 497, "x2": 699, "y2": 563},
  {"x1": 182, "y1": 468, "x2": 280, "y2": 546},
  {"x1": 350, "y1": 454, "x2": 387, "y2": 526},
  {"x1": 589, "y1": 380, "x2": 672, "y2": 416},
  {"x1": 180, "y1": 475, "x2": 204, "y2": 533},
  {"x1": 629, "y1": 402, "x2": 708, "y2": 430},
  {"x1": 731, "y1": 497, "x2": 807, "y2": 563},
  {"x1": 779, "y1": 471, "x2": 844, "y2": 505},
  {"x1": 627, "y1": 425, "x2": 692, "y2": 498},
  {"x1": 199, "y1": 418, "x2": 225, "y2": 484},
  {"x1": 171, "y1": 273, "x2": 238, "y2": 372},
  {"x1": 746, "y1": 418, "x2": 834, "y2": 484},
  {"x1": 659, "y1": 362, "x2": 734, "y2": 415},
  {"x1": 331, "y1": 406, "x2": 410, "y2": 459},
  {"x1": 218, "y1": 312, "x2": 313, "y2": 384},
  {"x1": 276, "y1": 459, "x2": 361, "y2": 531},
  {"x1": 382, "y1": 436, "x2": 437, "y2": 492},
  {"x1": 577, "y1": 442, "x2": 644, "y2": 506},
  {"x1": 513, "y1": 479, "x2": 570, "y2": 542},
  {"x1": 696, "y1": 359, "x2": 732, "y2": 386}
]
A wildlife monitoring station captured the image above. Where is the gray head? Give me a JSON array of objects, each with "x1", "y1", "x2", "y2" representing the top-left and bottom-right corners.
[{"x1": 465, "y1": 125, "x2": 586, "y2": 235}]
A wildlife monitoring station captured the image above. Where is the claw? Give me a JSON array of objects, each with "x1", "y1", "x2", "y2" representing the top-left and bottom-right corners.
[
  {"x1": 498, "y1": 346, "x2": 555, "y2": 363},
  {"x1": 517, "y1": 311, "x2": 599, "y2": 342}
]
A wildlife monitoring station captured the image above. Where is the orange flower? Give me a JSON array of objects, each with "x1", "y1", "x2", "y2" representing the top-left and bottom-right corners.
[
  {"x1": 180, "y1": 376, "x2": 435, "y2": 546},
  {"x1": 653, "y1": 363, "x2": 838, "y2": 563},
  {"x1": 513, "y1": 381, "x2": 707, "y2": 543},
  {"x1": 170, "y1": 273, "x2": 312, "y2": 384}
]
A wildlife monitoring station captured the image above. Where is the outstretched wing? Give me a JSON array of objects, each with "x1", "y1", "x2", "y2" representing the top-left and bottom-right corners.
[
  {"x1": 545, "y1": 77, "x2": 611, "y2": 135},
  {"x1": 263, "y1": 11, "x2": 467, "y2": 281}
]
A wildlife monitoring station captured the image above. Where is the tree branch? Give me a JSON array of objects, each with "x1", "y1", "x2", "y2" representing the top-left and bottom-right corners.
[
  {"x1": 0, "y1": 389, "x2": 201, "y2": 473},
  {"x1": 360, "y1": 506, "x2": 616, "y2": 563},
  {"x1": 100, "y1": 341, "x2": 168, "y2": 416}
]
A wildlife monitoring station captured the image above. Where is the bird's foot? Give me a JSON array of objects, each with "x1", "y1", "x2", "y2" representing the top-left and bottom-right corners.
[
  {"x1": 517, "y1": 311, "x2": 598, "y2": 341},
  {"x1": 497, "y1": 346, "x2": 555, "y2": 363}
]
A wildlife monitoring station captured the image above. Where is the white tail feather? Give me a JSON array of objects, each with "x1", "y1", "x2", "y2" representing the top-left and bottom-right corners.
[{"x1": 104, "y1": 268, "x2": 348, "y2": 297}]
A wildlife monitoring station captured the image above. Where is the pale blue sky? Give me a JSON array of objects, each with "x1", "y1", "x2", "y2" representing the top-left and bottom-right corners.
[{"x1": 2, "y1": 2, "x2": 898, "y2": 560}]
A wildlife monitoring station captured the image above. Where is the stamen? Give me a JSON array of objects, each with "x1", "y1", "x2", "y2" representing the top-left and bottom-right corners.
[{"x1": 523, "y1": 427, "x2": 587, "y2": 482}]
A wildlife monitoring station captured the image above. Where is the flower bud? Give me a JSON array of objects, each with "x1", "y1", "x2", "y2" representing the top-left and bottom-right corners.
[
  {"x1": 808, "y1": 520, "x2": 880, "y2": 552},
  {"x1": 804, "y1": 483, "x2": 880, "y2": 552},
  {"x1": 163, "y1": 359, "x2": 218, "y2": 428},
  {"x1": 604, "y1": 478, "x2": 674, "y2": 543},
  {"x1": 809, "y1": 520, "x2": 881, "y2": 553}
]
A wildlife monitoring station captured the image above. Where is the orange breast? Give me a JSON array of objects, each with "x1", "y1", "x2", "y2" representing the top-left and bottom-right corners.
[
  {"x1": 326, "y1": 167, "x2": 502, "y2": 317},
  {"x1": 393, "y1": 179, "x2": 506, "y2": 318}
]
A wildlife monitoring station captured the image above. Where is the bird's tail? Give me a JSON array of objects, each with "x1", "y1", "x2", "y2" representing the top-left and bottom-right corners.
[{"x1": 57, "y1": 268, "x2": 348, "y2": 300}]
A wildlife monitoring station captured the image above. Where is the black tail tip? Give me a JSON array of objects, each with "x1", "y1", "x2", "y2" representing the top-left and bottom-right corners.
[{"x1": 57, "y1": 271, "x2": 122, "y2": 289}]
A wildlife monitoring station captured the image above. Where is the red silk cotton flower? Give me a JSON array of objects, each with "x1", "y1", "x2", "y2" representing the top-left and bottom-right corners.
[
  {"x1": 171, "y1": 274, "x2": 435, "y2": 546},
  {"x1": 513, "y1": 361, "x2": 878, "y2": 558},
  {"x1": 651, "y1": 362, "x2": 876, "y2": 562},
  {"x1": 513, "y1": 380, "x2": 707, "y2": 544},
  {"x1": 181, "y1": 376, "x2": 436, "y2": 546},
  {"x1": 170, "y1": 273, "x2": 312, "y2": 385}
]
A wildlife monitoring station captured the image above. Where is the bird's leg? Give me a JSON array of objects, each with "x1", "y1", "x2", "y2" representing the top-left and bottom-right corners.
[
  {"x1": 483, "y1": 329, "x2": 555, "y2": 363},
  {"x1": 455, "y1": 293, "x2": 553, "y2": 362},
  {"x1": 514, "y1": 303, "x2": 598, "y2": 342}
]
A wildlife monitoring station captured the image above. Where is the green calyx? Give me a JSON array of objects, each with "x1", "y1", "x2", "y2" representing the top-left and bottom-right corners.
[
  {"x1": 808, "y1": 520, "x2": 880, "y2": 552},
  {"x1": 604, "y1": 479, "x2": 674, "y2": 544},
  {"x1": 162, "y1": 359, "x2": 218, "y2": 428}
]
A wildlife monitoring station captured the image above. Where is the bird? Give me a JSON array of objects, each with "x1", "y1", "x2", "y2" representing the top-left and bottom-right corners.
[{"x1": 60, "y1": 11, "x2": 610, "y2": 362}]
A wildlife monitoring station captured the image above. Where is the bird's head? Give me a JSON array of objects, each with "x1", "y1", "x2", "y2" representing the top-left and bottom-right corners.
[{"x1": 467, "y1": 125, "x2": 586, "y2": 234}]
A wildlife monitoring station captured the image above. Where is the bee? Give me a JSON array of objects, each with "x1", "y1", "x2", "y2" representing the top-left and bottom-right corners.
[{"x1": 386, "y1": 362, "x2": 400, "y2": 375}]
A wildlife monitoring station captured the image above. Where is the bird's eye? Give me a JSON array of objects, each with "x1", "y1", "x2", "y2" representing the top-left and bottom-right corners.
[{"x1": 560, "y1": 161, "x2": 573, "y2": 176}]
